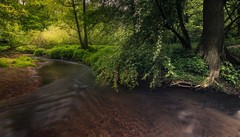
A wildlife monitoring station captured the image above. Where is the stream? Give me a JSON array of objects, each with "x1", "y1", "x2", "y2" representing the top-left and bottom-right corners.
[{"x1": 0, "y1": 60, "x2": 240, "y2": 137}]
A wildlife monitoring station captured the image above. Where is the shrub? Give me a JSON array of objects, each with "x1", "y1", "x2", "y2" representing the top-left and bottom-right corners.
[
  {"x1": 92, "y1": 43, "x2": 175, "y2": 89},
  {"x1": 72, "y1": 49, "x2": 89, "y2": 61},
  {"x1": 228, "y1": 48, "x2": 240, "y2": 57},
  {"x1": 220, "y1": 61, "x2": 240, "y2": 85},
  {"x1": 34, "y1": 48, "x2": 46, "y2": 56},
  {"x1": 47, "y1": 48, "x2": 62, "y2": 59},
  {"x1": 16, "y1": 45, "x2": 37, "y2": 54},
  {"x1": 0, "y1": 45, "x2": 10, "y2": 51}
]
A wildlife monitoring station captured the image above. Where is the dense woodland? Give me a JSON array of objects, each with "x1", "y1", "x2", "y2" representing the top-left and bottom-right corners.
[{"x1": 0, "y1": 0, "x2": 240, "y2": 92}]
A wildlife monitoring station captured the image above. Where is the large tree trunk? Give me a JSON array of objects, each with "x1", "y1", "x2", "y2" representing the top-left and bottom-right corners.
[{"x1": 200, "y1": 0, "x2": 224, "y2": 85}]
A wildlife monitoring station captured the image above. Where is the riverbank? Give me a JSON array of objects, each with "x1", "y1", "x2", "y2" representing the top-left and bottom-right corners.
[
  {"x1": 0, "y1": 54, "x2": 47, "y2": 101},
  {"x1": 0, "y1": 67, "x2": 40, "y2": 101},
  {"x1": 0, "y1": 44, "x2": 239, "y2": 101}
]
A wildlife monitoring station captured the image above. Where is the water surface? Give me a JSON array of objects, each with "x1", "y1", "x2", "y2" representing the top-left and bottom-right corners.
[{"x1": 0, "y1": 60, "x2": 240, "y2": 137}]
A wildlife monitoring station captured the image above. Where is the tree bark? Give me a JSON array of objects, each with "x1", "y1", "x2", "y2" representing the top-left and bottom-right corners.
[
  {"x1": 155, "y1": 0, "x2": 191, "y2": 50},
  {"x1": 82, "y1": 0, "x2": 88, "y2": 49},
  {"x1": 237, "y1": 0, "x2": 240, "y2": 35},
  {"x1": 201, "y1": 0, "x2": 225, "y2": 85},
  {"x1": 71, "y1": 0, "x2": 84, "y2": 49},
  {"x1": 176, "y1": 0, "x2": 191, "y2": 50}
]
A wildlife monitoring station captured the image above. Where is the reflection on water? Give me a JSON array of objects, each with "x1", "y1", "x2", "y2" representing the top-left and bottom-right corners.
[{"x1": 0, "y1": 60, "x2": 240, "y2": 137}]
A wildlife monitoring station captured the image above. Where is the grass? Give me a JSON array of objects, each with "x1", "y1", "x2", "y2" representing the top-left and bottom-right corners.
[
  {"x1": 0, "y1": 45, "x2": 10, "y2": 52},
  {"x1": 0, "y1": 56, "x2": 36, "y2": 68}
]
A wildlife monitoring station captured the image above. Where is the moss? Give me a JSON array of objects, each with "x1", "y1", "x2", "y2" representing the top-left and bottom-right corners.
[
  {"x1": 0, "y1": 45, "x2": 10, "y2": 51},
  {"x1": 0, "y1": 56, "x2": 36, "y2": 68},
  {"x1": 16, "y1": 45, "x2": 37, "y2": 54}
]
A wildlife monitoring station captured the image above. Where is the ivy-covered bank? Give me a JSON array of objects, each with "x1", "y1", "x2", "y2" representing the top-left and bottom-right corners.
[{"x1": 13, "y1": 44, "x2": 240, "y2": 94}]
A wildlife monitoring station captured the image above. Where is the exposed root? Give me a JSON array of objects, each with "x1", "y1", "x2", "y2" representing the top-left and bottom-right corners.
[{"x1": 169, "y1": 80, "x2": 202, "y2": 90}]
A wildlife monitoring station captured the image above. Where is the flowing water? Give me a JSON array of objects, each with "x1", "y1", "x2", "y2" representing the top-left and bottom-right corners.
[{"x1": 0, "y1": 60, "x2": 240, "y2": 137}]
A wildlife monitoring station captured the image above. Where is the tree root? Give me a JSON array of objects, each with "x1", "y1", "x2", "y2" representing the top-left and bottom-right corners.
[{"x1": 169, "y1": 80, "x2": 202, "y2": 90}]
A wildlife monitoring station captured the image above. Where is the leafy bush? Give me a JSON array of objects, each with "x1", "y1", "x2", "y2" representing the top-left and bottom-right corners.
[
  {"x1": 47, "y1": 48, "x2": 61, "y2": 59},
  {"x1": 173, "y1": 56, "x2": 208, "y2": 76},
  {"x1": 47, "y1": 46, "x2": 77, "y2": 59},
  {"x1": 16, "y1": 45, "x2": 37, "y2": 54},
  {"x1": 87, "y1": 46, "x2": 115, "y2": 64},
  {"x1": 72, "y1": 49, "x2": 88, "y2": 61},
  {"x1": 225, "y1": 38, "x2": 240, "y2": 46},
  {"x1": 92, "y1": 47, "x2": 119, "y2": 88},
  {"x1": 34, "y1": 48, "x2": 46, "y2": 56},
  {"x1": 92, "y1": 43, "x2": 175, "y2": 89},
  {"x1": 0, "y1": 45, "x2": 10, "y2": 51},
  {"x1": 220, "y1": 62, "x2": 240, "y2": 85},
  {"x1": 228, "y1": 48, "x2": 240, "y2": 57}
]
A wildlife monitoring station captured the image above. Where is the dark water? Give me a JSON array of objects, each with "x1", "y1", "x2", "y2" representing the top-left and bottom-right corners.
[{"x1": 0, "y1": 60, "x2": 240, "y2": 137}]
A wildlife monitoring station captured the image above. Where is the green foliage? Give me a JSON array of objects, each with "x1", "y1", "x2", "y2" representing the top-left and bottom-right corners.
[
  {"x1": 220, "y1": 62, "x2": 240, "y2": 85},
  {"x1": 87, "y1": 46, "x2": 114, "y2": 64},
  {"x1": 225, "y1": 38, "x2": 240, "y2": 46},
  {"x1": 165, "y1": 44, "x2": 208, "y2": 76},
  {"x1": 0, "y1": 59, "x2": 8, "y2": 68},
  {"x1": 16, "y1": 45, "x2": 37, "y2": 54},
  {"x1": 92, "y1": 47, "x2": 119, "y2": 88},
  {"x1": 228, "y1": 48, "x2": 240, "y2": 57},
  {"x1": 47, "y1": 46, "x2": 76, "y2": 59},
  {"x1": 33, "y1": 48, "x2": 46, "y2": 56},
  {"x1": 29, "y1": 25, "x2": 78, "y2": 48},
  {"x1": 0, "y1": 56, "x2": 36, "y2": 68},
  {"x1": 93, "y1": 42, "x2": 175, "y2": 89},
  {"x1": 72, "y1": 49, "x2": 89, "y2": 61},
  {"x1": 0, "y1": 46, "x2": 10, "y2": 51}
]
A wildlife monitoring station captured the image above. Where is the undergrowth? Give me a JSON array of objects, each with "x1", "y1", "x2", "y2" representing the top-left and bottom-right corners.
[
  {"x1": 15, "y1": 43, "x2": 240, "y2": 90},
  {"x1": 0, "y1": 56, "x2": 36, "y2": 68}
]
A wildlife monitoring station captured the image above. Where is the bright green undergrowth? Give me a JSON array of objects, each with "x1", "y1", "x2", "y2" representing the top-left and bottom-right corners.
[
  {"x1": 16, "y1": 45, "x2": 37, "y2": 54},
  {"x1": 0, "y1": 56, "x2": 36, "y2": 68},
  {"x1": 0, "y1": 45, "x2": 10, "y2": 51}
]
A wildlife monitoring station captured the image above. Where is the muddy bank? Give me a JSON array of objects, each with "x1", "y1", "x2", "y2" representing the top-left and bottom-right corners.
[{"x1": 0, "y1": 67, "x2": 41, "y2": 101}]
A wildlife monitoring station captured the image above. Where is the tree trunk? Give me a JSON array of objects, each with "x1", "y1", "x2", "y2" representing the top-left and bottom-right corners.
[
  {"x1": 176, "y1": 0, "x2": 191, "y2": 50},
  {"x1": 238, "y1": 0, "x2": 240, "y2": 35},
  {"x1": 130, "y1": 0, "x2": 137, "y2": 34},
  {"x1": 201, "y1": 0, "x2": 224, "y2": 85},
  {"x1": 71, "y1": 0, "x2": 84, "y2": 49},
  {"x1": 82, "y1": 0, "x2": 88, "y2": 49},
  {"x1": 155, "y1": 0, "x2": 191, "y2": 50}
]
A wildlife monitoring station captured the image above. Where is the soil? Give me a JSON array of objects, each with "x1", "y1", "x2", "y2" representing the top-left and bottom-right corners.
[{"x1": 0, "y1": 67, "x2": 41, "y2": 101}]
